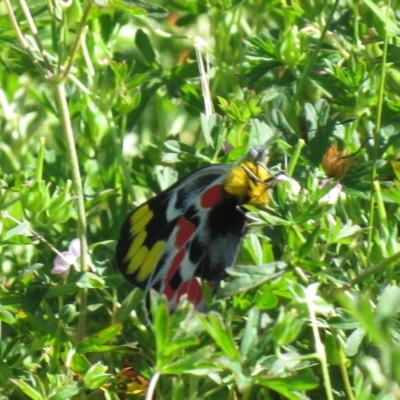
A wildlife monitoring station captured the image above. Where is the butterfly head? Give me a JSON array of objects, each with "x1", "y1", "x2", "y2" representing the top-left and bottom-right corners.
[{"x1": 223, "y1": 147, "x2": 272, "y2": 204}]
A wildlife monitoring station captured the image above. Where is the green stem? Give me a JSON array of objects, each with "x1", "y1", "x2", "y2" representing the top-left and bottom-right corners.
[
  {"x1": 108, "y1": 112, "x2": 136, "y2": 202},
  {"x1": 54, "y1": 82, "x2": 88, "y2": 342},
  {"x1": 337, "y1": 339, "x2": 355, "y2": 400},
  {"x1": 366, "y1": 1, "x2": 391, "y2": 261},
  {"x1": 36, "y1": 137, "x2": 46, "y2": 181},
  {"x1": 351, "y1": 249, "x2": 400, "y2": 286},
  {"x1": 62, "y1": 1, "x2": 92, "y2": 79},
  {"x1": 4, "y1": 0, "x2": 48, "y2": 78},
  {"x1": 307, "y1": 287, "x2": 334, "y2": 400},
  {"x1": 292, "y1": 0, "x2": 340, "y2": 107},
  {"x1": 287, "y1": 138, "x2": 305, "y2": 177},
  {"x1": 18, "y1": 0, "x2": 54, "y2": 75},
  {"x1": 145, "y1": 372, "x2": 160, "y2": 400}
]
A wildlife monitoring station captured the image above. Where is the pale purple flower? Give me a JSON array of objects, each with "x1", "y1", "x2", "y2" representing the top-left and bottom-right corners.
[
  {"x1": 222, "y1": 141, "x2": 233, "y2": 155},
  {"x1": 51, "y1": 238, "x2": 81, "y2": 276},
  {"x1": 68, "y1": 238, "x2": 81, "y2": 259},
  {"x1": 320, "y1": 179, "x2": 330, "y2": 188}
]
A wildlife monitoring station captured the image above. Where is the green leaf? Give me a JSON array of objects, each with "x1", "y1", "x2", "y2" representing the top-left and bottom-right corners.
[
  {"x1": 49, "y1": 382, "x2": 81, "y2": 400},
  {"x1": 163, "y1": 141, "x2": 213, "y2": 163},
  {"x1": 3, "y1": 221, "x2": 30, "y2": 241},
  {"x1": 221, "y1": 262, "x2": 286, "y2": 296},
  {"x1": 272, "y1": 308, "x2": 305, "y2": 345},
  {"x1": 135, "y1": 29, "x2": 157, "y2": 66},
  {"x1": 83, "y1": 362, "x2": 111, "y2": 390},
  {"x1": 96, "y1": 0, "x2": 168, "y2": 18},
  {"x1": 74, "y1": 272, "x2": 105, "y2": 289},
  {"x1": 116, "y1": 288, "x2": 143, "y2": 323},
  {"x1": 248, "y1": 119, "x2": 278, "y2": 149},
  {"x1": 239, "y1": 307, "x2": 259, "y2": 359},
  {"x1": 0, "y1": 303, "x2": 16, "y2": 324},
  {"x1": 0, "y1": 359, "x2": 13, "y2": 386},
  {"x1": 256, "y1": 369, "x2": 319, "y2": 395},
  {"x1": 345, "y1": 328, "x2": 365, "y2": 357},
  {"x1": 160, "y1": 347, "x2": 215, "y2": 375},
  {"x1": 68, "y1": 353, "x2": 91, "y2": 376},
  {"x1": 198, "y1": 312, "x2": 241, "y2": 361},
  {"x1": 200, "y1": 113, "x2": 224, "y2": 148},
  {"x1": 9, "y1": 379, "x2": 43, "y2": 400},
  {"x1": 362, "y1": 0, "x2": 400, "y2": 34},
  {"x1": 76, "y1": 324, "x2": 123, "y2": 353},
  {"x1": 376, "y1": 285, "x2": 400, "y2": 319},
  {"x1": 151, "y1": 291, "x2": 170, "y2": 356}
]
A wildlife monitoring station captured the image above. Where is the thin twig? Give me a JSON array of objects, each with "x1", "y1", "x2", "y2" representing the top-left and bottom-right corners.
[
  {"x1": 18, "y1": 0, "x2": 54, "y2": 75},
  {"x1": 62, "y1": 1, "x2": 93, "y2": 79},
  {"x1": 108, "y1": 112, "x2": 136, "y2": 202},
  {"x1": 4, "y1": 0, "x2": 48, "y2": 78},
  {"x1": 351, "y1": 250, "x2": 400, "y2": 286},
  {"x1": 337, "y1": 337, "x2": 355, "y2": 400},
  {"x1": 54, "y1": 82, "x2": 89, "y2": 342},
  {"x1": 1, "y1": 211, "x2": 70, "y2": 262},
  {"x1": 306, "y1": 285, "x2": 335, "y2": 400},
  {"x1": 292, "y1": 0, "x2": 340, "y2": 106},
  {"x1": 145, "y1": 372, "x2": 160, "y2": 400},
  {"x1": 194, "y1": 36, "x2": 214, "y2": 119},
  {"x1": 366, "y1": 0, "x2": 391, "y2": 261}
]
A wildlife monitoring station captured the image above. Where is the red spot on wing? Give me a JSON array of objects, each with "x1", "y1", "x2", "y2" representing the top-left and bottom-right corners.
[
  {"x1": 200, "y1": 185, "x2": 223, "y2": 209},
  {"x1": 163, "y1": 284, "x2": 175, "y2": 302},
  {"x1": 165, "y1": 248, "x2": 185, "y2": 283},
  {"x1": 175, "y1": 217, "x2": 196, "y2": 248},
  {"x1": 177, "y1": 278, "x2": 203, "y2": 305}
]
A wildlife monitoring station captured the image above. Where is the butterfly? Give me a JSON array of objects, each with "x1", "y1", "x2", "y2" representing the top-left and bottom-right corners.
[
  {"x1": 116, "y1": 147, "x2": 281, "y2": 310},
  {"x1": 321, "y1": 142, "x2": 357, "y2": 180},
  {"x1": 321, "y1": 135, "x2": 371, "y2": 180}
]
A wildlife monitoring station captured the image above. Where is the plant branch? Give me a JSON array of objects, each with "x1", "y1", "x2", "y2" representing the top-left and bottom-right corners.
[
  {"x1": 145, "y1": 372, "x2": 160, "y2": 400},
  {"x1": 366, "y1": 0, "x2": 391, "y2": 261},
  {"x1": 292, "y1": 0, "x2": 340, "y2": 107},
  {"x1": 54, "y1": 82, "x2": 89, "y2": 342},
  {"x1": 18, "y1": 0, "x2": 54, "y2": 75},
  {"x1": 351, "y1": 249, "x2": 400, "y2": 286},
  {"x1": 4, "y1": 0, "x2": 48, "y2": 78},
  {"x1": 306, "y1": 285, "x2": 334, "y2": 400},
  {"x1": 62, "y1": 1, "x2": 93, "y2": 79},
  {"x1": 1, "y1": 211, "x2": 70, "y2": 263}
]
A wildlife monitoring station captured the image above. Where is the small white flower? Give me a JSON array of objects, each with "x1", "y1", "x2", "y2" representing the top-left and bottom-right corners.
[
  {"x1": 318, "y1": 183, "x2": 343, "y2": 205},
  {"x1": 277, "y1": 174, "x2": 301, "y2": 195}
]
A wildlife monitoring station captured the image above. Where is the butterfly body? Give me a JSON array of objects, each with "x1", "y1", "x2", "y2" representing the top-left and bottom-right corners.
[{"x1": 116, "y1": 147, "x2": 272, "y2": 309}]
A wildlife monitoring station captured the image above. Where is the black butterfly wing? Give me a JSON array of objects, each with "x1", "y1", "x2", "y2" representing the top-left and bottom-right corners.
[{"x1": 116, "y1": 164, "x2": 245, "y2": 307}]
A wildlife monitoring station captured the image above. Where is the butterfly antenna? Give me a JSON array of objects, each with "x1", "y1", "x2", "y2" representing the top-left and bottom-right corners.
[
  {"x1": 351, "y1": 135, "x2": 372, "y2": 156},
  {"x1": 242, "y1": 164, "x2": 277, "y2": 187},
  {"x1": 304, "y1": 117, "x2": 356, "y2": 134}
]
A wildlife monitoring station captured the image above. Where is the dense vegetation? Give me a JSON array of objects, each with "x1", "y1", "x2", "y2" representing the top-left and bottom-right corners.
[{"x1": 1, "y1": 0, "x2": 400, "y2": 399}]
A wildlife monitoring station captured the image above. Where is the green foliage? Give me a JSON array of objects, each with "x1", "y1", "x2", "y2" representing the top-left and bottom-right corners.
[{"x1": 1, "y1": 0, "x2": 400, "y2": 399}]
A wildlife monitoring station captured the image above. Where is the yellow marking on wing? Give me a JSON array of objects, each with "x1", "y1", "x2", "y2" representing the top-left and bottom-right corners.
[
  {"x1": 224, "y1": 160, "x2": 269, "y2": 204},
  {"x1": 131, "y1": 203, "x2": 150, "y2": 224},
  {"x1": 130, "y1": 205, "x2": 153, "y2": 235},
  {"x1": 123, "y1": 229, "x2": 147, "y2": 265},
  {"x1": 126, "y1": 246, "x2": 148, "y2": 275},
  {"x1": 137, "y1": 241, "x2": 165, "y2": 282}
]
